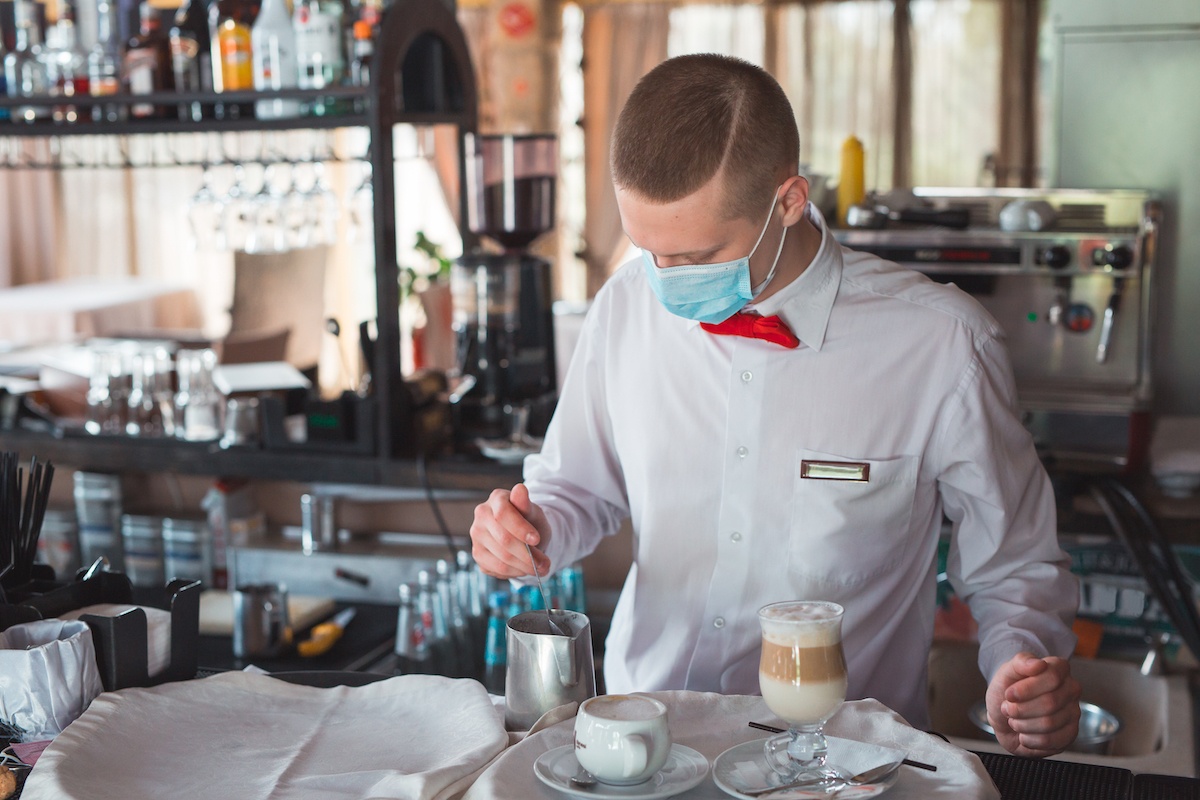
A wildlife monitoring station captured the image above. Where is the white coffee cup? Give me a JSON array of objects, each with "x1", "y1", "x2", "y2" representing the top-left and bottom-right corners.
[{"x1": 573, "y1": 694, "x2": 671, "y2": 785}]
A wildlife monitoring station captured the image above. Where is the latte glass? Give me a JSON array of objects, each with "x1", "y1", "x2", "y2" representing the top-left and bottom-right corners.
[{"x1": 758, "y1": 600, "x2": 848, "y2": 784}]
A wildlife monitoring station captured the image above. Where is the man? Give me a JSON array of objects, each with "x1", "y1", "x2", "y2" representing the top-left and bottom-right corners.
[{"x1": 471, "y1": 54, "x2": 1081, "y2": 756}]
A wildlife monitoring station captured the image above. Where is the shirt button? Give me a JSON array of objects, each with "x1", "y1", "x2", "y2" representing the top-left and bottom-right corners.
[
  {"x1": 731, "y1": 531, "x2": 742, "y2": 542},
  {"x1": 741, "y1": 370, "x2": 753, "y2": 383},
  {"x1": 737, "y1": 446, "x2": 749, "y2": 458},
  {"x1": 713, "y1": 617, "x2": 726, "y2": 629}
]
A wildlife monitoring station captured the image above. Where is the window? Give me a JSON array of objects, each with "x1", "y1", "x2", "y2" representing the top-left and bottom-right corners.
[{"x1": 556, "y1": 0, "x2": 1017, "y2": 295}]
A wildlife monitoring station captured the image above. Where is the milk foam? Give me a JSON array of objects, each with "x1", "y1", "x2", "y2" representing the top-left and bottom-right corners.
[
  {"x1": 759, "y1": 602, "x2": 843, "y2": 647},
  {"x1": 587, "y1": 695, "x2": 662, "y2": 721}
]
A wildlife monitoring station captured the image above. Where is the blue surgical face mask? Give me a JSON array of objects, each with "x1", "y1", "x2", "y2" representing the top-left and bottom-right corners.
[{"x1": 641, "y1": 188, "x2": 788, "y2": 324}]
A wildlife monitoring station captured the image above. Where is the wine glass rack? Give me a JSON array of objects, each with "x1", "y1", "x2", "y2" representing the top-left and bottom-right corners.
[{"x1": 0, "y1": 0, "x2": 512, "y2": 488}]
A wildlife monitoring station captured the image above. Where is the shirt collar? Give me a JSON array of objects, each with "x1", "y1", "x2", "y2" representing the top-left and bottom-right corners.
[
  {"x1": 686, "y1": 203, "x2": 844, "y2": 350},
  {"x1": 731, "y1": 202, "x2": 841, "y2": 352}
]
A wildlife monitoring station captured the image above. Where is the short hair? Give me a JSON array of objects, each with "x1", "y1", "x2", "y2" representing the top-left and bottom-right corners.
[{"x1": 611, "y1": 54, "x2": 800, "y2": 221}]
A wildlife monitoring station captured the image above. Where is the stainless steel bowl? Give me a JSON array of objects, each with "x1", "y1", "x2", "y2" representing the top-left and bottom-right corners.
[{"x1": 968, "y1": 700, "x2": 1122, "y2": 755}]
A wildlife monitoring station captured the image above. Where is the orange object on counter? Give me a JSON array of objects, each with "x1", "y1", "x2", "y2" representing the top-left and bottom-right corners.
[
  {"x1": 837, "y1": 135, "x2": 865, "y2": 227},
  {"x1": 1072, "y1": 618, "x2": 1104, "y2": 659}
]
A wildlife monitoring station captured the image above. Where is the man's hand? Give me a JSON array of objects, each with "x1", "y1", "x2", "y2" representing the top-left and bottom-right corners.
[
  {"x1": 986, "y1": 652, "x2": 1081, "y2": 757},
  {"x1": 470, "y1": 483, "x2": 552, "y2": 579}
]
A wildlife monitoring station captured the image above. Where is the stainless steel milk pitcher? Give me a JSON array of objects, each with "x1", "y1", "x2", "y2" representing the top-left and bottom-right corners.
[
  {"x1": 233, "y1": 583, "x2": 292, "y2": 659},
  {"x1": 504, "y1": 609, "x2": 596, "y2": 730}
]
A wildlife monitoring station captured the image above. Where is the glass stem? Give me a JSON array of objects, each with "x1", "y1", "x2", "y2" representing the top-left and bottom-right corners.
[{"x1": 788, "y1": 724, "x2": 828, "y2": 768}]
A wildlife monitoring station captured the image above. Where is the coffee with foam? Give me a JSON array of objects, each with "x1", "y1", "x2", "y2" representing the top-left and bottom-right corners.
[
  {"x1": 575, "y1": 695, "x2": 671, "y2": 785},
  {"x1": 586, "y1": 694, "x2": 664, "y2": 721},
  {"x1": 758, "y1": 601, "x2": 847, "y2": 726}
]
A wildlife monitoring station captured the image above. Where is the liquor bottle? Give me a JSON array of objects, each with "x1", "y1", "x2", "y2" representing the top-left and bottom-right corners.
[
  {"x1": 483, "y1": 590, "x2": 508, "y2": 695},
  {"x1": 436, "y1": 558, "x2": 472, "y2": 676},
  {"x1": 416, "y1": 570, "x2": 449, "y2": 675},
  {"x1": 394, "y1": 583, "x2": 429, "y2": 674},
  {"x1": 0, "y1": 33, "x2": 8, "y2": 122},
  {"x1": 4, "y1": 0, "x2": 51, "y2": 123},
  {"x1": 347, "y1": 18, "x2": 370, "y2": 109},
  {"x1": 456, "y1": 550, "x2": 487, "y2": 680},
  {"x1": 293, "y1": 0, "x2": 344, "y2": 115},
  {"x1": 213, "y1": 0, "x2": 256, "y2": 119},
  {"x1": 44, "y1": 6, "x2": 90, "y2": 123},
  {"x1": 124, "y1": 2, "x2": 175, "y2": 119},
  {"x1": 88, "y1": 0, "x2": 126, "y2": 121},
  {"x1": 169, "y1": 0, "x2": 215, "y2": 121},
  {"x1": 251, "y1": 0, "x2": 299, "y2": 119}
]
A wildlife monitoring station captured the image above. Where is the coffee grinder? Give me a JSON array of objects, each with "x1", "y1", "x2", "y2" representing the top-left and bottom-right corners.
[{"x1": 451, "y1": 133, "x2": 558, "y2": 446}]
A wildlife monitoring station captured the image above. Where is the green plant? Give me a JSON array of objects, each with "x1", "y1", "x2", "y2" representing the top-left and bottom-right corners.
[{"x1": 400, "y1": 231, "x2": 453, "y2": 297}]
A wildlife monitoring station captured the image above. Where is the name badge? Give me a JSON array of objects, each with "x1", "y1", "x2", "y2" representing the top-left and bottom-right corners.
[{"x1": 800, "y1": 460, "x2": 870, "y2": 482}]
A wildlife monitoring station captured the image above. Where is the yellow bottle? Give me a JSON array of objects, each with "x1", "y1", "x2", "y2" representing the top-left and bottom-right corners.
[
  {"x1": 837, "y1": 135, "x2": 865, "y2": 227},
  {"x1": 219, "y1": 19, "x2": 254, "y2": 91}
]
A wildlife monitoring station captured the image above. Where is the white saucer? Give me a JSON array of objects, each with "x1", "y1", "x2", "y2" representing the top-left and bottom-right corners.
[
  {"x1": 712, "y1": 737, "x2": 901, "y2": 800},
  {"x1": 534, "y1": 743, "x2": 710, "y2": 799}
]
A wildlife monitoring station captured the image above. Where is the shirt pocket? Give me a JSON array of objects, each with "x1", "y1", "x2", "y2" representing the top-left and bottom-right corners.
[{"x1": 787, "y1": 448, "x2": 920, "y2": 586}]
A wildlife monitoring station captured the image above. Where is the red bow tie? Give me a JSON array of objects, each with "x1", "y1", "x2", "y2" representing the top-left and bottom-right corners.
[{"x1": 700, "y1": 313, "x2": 800, "y2": 349}]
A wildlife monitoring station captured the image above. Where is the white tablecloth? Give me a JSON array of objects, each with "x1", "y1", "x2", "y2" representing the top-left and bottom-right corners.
[
  {"x1": 465, "y1": 693, "x2": 1001, "y2": 800},
  {"x1": 0, "y1": 278, "x2": 200, "y2": 347},
  {"x1": 21, "y1": 673, "x2": 509, "y2": 800}
]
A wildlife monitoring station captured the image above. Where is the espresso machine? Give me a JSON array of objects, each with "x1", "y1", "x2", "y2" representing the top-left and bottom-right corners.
[
  {"x1": 835, "y1": 188, "x2": 1160, "y2": 473},
  {"x1": 451, "y1": 134, "x2": 558, "y2": 449}
]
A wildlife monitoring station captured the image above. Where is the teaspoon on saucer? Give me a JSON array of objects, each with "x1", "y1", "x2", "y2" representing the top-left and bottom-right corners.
[
  {"x1": 742, "y1": 760, "x2": 903, "y2": 797},
  {"x1": 569, "y1": 764, "x2": 597, "y2": 789}
]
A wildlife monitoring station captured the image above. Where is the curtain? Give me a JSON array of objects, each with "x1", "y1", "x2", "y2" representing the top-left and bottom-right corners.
[
  {"x1": 909, "y1": 0, "x2": 1003, "y2": 186},
  {"x1": 580, "y1": 3, "x2": 671, "y2": 297},
  {"x1": 0, "y1": 140, "x2": 62, "y2": 288},
  {"x1": 995, "y1": 0, "x2": 1041, "y2": 186},
  {"x1": 771, "y1": 1, "x2": 898, "y2": 193}
]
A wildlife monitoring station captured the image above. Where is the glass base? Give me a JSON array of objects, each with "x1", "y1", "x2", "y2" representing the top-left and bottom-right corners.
[{"x1": 763, "y1": 726, "x2": 843, "y2": 786}]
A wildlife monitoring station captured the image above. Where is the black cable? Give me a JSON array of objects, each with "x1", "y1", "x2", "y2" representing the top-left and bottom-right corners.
[
  {"x1": 1107, "y1": 479, "x2": 1200, "y2": 653},
  {"x1": 416, "y1": 452, "x2": 460, "y2": 563},
  {"x1": 1088, "y1": 478, "x2": 1200, "y2": 661}
]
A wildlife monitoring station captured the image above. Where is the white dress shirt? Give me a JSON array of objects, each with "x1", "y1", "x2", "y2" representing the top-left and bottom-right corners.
[{"x1": 524, "y1": 205, "x2": 1078, "y2": 728}]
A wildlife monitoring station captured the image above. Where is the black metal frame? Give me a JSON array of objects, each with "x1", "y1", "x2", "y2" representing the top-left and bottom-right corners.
[{"x1": 0, "y1": 0, "x2": 482, "y2": 486}]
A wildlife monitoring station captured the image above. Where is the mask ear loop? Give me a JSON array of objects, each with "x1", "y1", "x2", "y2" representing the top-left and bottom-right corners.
[{"x1": 751, "y1": 189, "x2": 788, "y2": 296}]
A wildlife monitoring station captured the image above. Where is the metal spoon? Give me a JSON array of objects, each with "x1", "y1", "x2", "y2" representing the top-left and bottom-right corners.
[
  {"x1": 743, "y1": 760, "x2": 903, "y2": 797},
  {"x1": 525, "y1": 541, "x2": 568, "y2": 636},
  {"x1": 569, "y1": 764, "x2": 597, "y2": 789}
]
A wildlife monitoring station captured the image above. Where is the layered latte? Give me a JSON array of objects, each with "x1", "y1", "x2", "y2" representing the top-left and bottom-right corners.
[{"x1": 758, "y1": 602, "x2": 847, "y2": 725}]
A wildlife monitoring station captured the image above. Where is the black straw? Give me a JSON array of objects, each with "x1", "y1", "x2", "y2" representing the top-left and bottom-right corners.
[{"x1": 0, "y1": 451, "x2": 57, "y2": 588}]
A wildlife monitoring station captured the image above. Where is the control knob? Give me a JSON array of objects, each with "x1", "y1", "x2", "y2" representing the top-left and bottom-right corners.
[
  {"x1": 1093, "y1": 244, "x2": 1134, "y2": 270},
  {"x1": 1039, "y1": 245, "x2": 1072, "y2": 270}
]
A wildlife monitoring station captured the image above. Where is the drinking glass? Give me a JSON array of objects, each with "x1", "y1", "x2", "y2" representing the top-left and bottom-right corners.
[
  {"x1": 758, "y1": 600, "x2": 848, "y2": 785},
  {"x1": 187, "y1": 162, "x2": 222, "y2": 251}
]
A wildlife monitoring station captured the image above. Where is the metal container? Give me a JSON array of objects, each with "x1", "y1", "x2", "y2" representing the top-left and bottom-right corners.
[
  {"x1": 504, "y1": 609, "x2": 595, "y2": 731},
  {"x1": 232, "y1": 583, "x2": 292, "y2": 659},
  {"x1": 970, "y1": 700, "x2": 1121, "y2": 755},
  {"x1": 300, "y1": 494, "x2": 337, "y2": 554}
]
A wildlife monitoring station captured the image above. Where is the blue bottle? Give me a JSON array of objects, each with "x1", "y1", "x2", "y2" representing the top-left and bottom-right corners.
[
  {"x1": 560, "y1": 562, "x2": 587, "y2": 613},
  {"x1": 483, "y1": 590, "x2": 509, "y2": 695}
]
